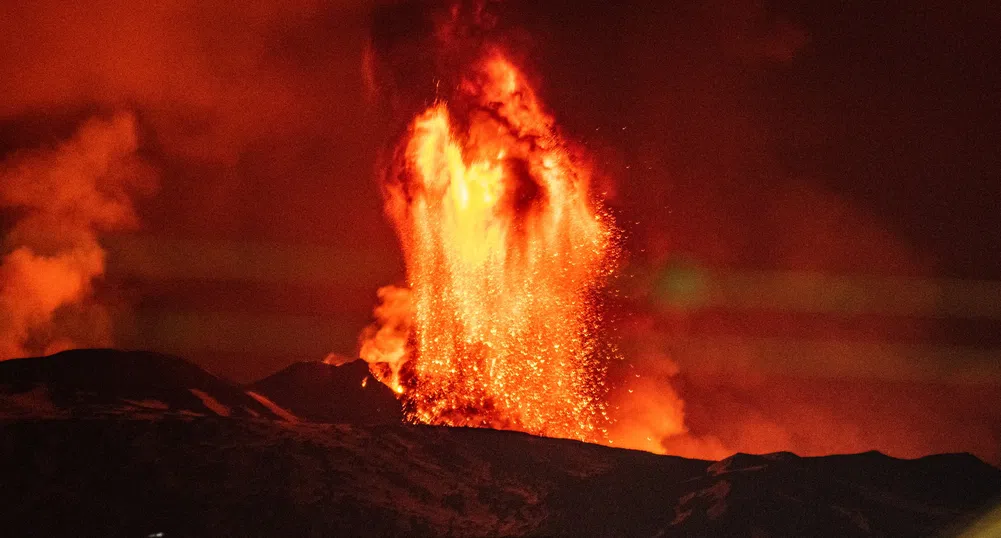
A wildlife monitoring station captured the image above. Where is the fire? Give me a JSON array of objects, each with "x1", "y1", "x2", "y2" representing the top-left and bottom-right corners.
[
  {"x1": 357, "y1": 285, "x2": 414, "y2": 392},
  {"x1": 361, "y1": 52, "x2": 618, "y2": 440}
]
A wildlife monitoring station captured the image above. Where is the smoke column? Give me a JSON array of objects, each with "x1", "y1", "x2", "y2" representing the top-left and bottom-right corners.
[{"x1": 0, "y1": 113, "x2": 153, "y2": 359}]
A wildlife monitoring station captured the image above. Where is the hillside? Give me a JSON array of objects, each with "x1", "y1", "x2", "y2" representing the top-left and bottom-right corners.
[{"x1": 0, "y1": 349, "x2": 998, "y2": 537}]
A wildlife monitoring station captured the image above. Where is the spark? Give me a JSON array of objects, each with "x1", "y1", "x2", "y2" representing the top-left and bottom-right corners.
[{"x1": 361, "y1": 53, "x2": 619, "y2": 441}]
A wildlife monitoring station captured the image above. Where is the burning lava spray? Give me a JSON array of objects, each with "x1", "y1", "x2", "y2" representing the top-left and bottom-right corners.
[{"x1": 360, "y1": 38, "x2": 620, "y2": 440}]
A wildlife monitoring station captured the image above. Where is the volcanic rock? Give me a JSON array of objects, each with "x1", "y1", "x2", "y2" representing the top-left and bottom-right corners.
[
  {"x1": 1, "y1": 349, "x2": 999, "y2": 536},
  {"x1": 247, "y1": 358, "x2": 403, "y2": 425},
  {"x1": 1, "y1": 418, "x2": 999, "y2": 537}
]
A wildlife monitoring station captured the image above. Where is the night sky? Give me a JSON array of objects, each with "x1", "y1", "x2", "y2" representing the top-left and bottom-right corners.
[{"x1": 2, "y1": 0, "x2": 999, "y2": 461}]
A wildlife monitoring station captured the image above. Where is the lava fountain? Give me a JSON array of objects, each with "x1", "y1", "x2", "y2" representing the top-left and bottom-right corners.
[{"x1": 360, "y1": 49, "x2": 619, "y2": 441}]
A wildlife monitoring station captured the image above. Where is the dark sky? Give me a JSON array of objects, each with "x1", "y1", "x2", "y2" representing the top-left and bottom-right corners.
[{"x1": 2, "y1": 0, "x2": 999, "y2": 461}]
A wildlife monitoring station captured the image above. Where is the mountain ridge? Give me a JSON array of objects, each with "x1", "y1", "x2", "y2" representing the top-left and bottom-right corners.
[
  {"x1": 0, "y1": 348, "x2": 296, "y2": 421},
  {"x1": 0, "y1": 348, "x2": 998, "y2": 537}
]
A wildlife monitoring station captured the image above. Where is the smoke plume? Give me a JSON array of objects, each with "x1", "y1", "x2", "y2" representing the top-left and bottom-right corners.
[
  {"x1": 0, "y1": 113, "x2": 154, "y2": 359},
  {"x1": 356, "y1": 285, "x2": 413, "y2": 392}
]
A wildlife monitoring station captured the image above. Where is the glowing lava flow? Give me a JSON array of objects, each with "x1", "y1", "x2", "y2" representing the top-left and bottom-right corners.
[{"x1": 361, "y1": 52, "x2": 618, "y2": 441}]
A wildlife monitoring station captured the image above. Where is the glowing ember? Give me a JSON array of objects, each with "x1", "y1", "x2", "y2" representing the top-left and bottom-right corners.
[{"x1": 361, "y1": 51, "x2": 618, "y2": 440}]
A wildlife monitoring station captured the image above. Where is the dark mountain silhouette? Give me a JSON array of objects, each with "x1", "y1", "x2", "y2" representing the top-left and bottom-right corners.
[
  {"x1": 247, "y1": 358, "x2": 402, "y2": 424},
  {"x1": 0, "y1": 349, "x2": 998, "y2": 537},
  {"x1": 0, "y1": 349, "x2": 295, "y2": 421}
]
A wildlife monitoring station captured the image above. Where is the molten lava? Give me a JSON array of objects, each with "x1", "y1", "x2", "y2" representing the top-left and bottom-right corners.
[{"x1": 361, "y1": 52, "x2": 618, "y2": 440}]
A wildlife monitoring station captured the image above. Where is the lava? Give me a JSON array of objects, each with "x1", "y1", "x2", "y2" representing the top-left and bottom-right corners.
[{"x1": 361, "y1": 51, "x2": 618, "y2": 440}]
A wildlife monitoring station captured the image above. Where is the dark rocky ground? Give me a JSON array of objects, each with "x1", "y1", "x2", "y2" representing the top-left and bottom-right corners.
[
  {"x1": 0, "y1": 349, "x2": 998, "y2": 537},
  {"x1": 247, "y1": 358, "x2": 402, "y2": 425}
]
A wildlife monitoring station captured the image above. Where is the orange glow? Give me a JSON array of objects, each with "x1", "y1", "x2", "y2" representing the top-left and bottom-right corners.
[
  {"x1": 361, "y1": 52, "x2": 618, "y2": 440},
  {"x1": 358, "y1": 285, "x2": 413, "y2": 393},
  {"x1": 0, "y1": 113, "x2": 151, "y2": 359}
]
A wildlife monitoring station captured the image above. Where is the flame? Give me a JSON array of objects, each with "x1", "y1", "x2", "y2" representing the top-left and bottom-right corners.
[
  {"x1": 357, "y1": 285, "x2": 413, "y2": 393},
  {"x1": 361, "y1": 52, "x2": 618, "y2": 440}
]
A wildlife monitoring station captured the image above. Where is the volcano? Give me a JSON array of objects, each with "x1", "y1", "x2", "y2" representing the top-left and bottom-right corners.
[
  {"x1": 1, "y1": 348, "x2": 999, "y2": 537},
  {"x1": 247, "y1": 357, "x2": 403, "y2": 424}
]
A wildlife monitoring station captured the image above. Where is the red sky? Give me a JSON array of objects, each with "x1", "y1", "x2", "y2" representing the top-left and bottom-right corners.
[{"x1": 1, "y1": 0, "x2": 999, "y2": 463}]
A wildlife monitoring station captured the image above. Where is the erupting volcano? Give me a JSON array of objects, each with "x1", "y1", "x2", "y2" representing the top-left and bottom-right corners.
[{"x1": 360, "y1": 50, "x2": 618, "y2": 440}]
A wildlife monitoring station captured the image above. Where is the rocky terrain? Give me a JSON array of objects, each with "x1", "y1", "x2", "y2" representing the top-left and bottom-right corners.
[
  {"x1": 0, "y1": 349, "x2": 998, "y2": 537},
  {"x1": 0, "y1": 349, "x2": 293, "y2": 421},
  {"x1": 247, "y1": 358, "x2": 402, "y2": 424}
]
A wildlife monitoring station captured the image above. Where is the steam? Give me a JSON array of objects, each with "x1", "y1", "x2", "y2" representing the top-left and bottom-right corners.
[
  {"x1": 356, "y1": 285, "x2": 413, "y2": 393},
  {"x1": 0, "y1": 113, "x2": 153, "y2": 359},
  {"x1": 604, "y1": 347, "x2": 730, "y2": 459}
]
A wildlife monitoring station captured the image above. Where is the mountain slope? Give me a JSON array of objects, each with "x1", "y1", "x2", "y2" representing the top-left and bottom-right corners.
[
  {"x1": 0, "y1": 349, "x2": 998, "y2": 537},
  {"x1": 0, "y1": 349, "x2": 294, "y2": 420},
  {"x1": 0, "y1": 417, "x2": 998, "y2": 537},
  {"x1": 247, "y1": 359, "x2": 402, "y2": 424}
]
